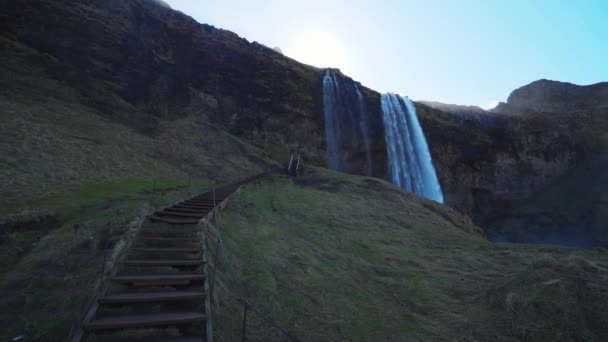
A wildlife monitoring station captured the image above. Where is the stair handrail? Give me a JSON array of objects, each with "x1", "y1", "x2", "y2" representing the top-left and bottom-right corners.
[
  {"x1": 203, "y1": 174, "x2": 304, "y2": 341},
  {"x1": 295, "y1": 154, "x2": 301, "y2": 176},
  {"x1": 287, "y1": 153, "x2": 294, "y2": 174}
]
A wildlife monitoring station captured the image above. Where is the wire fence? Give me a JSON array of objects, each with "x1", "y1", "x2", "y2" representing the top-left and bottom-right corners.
[{"x1": 203, "y1": 179, "x2": 303, "y2": 342}]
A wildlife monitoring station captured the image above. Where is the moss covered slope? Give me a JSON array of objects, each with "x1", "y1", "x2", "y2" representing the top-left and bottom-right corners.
[
  {"x1": 212, "y1": 169, "x2": 608, "y2": 341},
  {"x1": 0, "y1": 35, "x2": 276, "y2": 203}
]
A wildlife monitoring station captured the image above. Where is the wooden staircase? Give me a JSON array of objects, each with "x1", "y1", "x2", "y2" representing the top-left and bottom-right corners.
[{"x1": 74, "y1": 175, "x2": 266, "y2": 342}]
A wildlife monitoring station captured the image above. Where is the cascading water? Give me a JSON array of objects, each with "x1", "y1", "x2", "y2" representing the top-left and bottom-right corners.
[
  {"x1": 323, "y1": 70, "x2": 343, "y2": 171},
  {"x1": 355, "y1": 84, "x2": 373, "y2": 176},
  {"x1": 381, "y1": 93, "x2": 444, "y2": 203},
  {"x1": 322, "y1": 69, "x2": 373, "y2": 174}
]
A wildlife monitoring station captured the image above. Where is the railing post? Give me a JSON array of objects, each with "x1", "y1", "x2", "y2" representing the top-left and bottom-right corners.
[
  {"x1": 213, "y1": 180, "x2": 216, "y2": 208},
  {"x1": 210, "y1": 235, "x2": 222, "y2": 298},
  {"x1": 241, "y1": 301, "x2": 249, "y2": 342},
  {"x1": 287, "y1": 154, "x2": 294, "y2": 174}
]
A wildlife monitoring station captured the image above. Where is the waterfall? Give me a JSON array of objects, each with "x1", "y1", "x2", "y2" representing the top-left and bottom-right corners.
[
  {"x1": 322, "y1": 69, "x2": 373, "y2": 174},
  {"x1": 381, "y1": 93, "x2": 444, "y2": 203},
  {"x1": 323, "y1": 70, "x2": 343, "y2": 171},
  {"x1": 355, "y1": 84, "x2": 373, "y2": 175}
]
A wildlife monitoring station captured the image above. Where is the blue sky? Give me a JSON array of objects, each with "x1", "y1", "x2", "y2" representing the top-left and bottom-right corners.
[{"x1": 164, "y1": 0, "x2": 608, "y2": 108}]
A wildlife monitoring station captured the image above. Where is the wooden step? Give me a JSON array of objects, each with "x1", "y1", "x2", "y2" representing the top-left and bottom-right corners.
[
  {"x1": 138, "y1": 233, "x2": 199, "y2": 239},
  {"x1": 156, "y1": 211, "x2": 205, "y2": 219},
  {"x1": 132, "y1": 248, "x2": 200, "y2": 253},
  {"x1": 151, "y1": 337, "x2": 206, "y2": 342},
  {"x1": 164, "y1": 207, "x2": 208, "y2": 214},
  {"x1": 137, "y1": 234, "x2": 198, "y2": 240},
  {"x1": 189, "y1": 198, "x2": 226, "y2": 202},
  {"x1": 103, "y1": 336, "x2": 205, "y2": 342},
  {"x1": 137, "y1": 237, "x2": 199, "y2": 242},
  {"x1": 84, "y1": 311, "x2": 207, "y2": 331},
  {"x1": 183, "y1": 199, "x2": 218, "y2": 203},
  {"x1": 174, "y1": 203, "x2": 215, "y2": 208},
  {"x1": 112, "y1": 274, "x2": 205, "y2": 286},
  {"x1": 139, "y1": 228, "x2": 200, "y2": 234},
  {"x1": 99, "y1": 291, "x2": 205, "y2": 304},
  {"x1": 121, "y1": 259, "x2": 203, "y2": 266},
  {"x1": 170, "y1": 206, "x2": 212, "y2": 211},
  {"x1": 149, "y1": 216, "x2": 200, "y2": 224},
  {"x1": 175, "y1": 200, "x2": 216, "y2": 204}
]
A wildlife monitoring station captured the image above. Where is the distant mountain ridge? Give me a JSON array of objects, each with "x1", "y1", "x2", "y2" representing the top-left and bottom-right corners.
[
  {"x1": 505, "y1": 79, "x2": 608, "y2": 116},
  {"x1": 418, "y1": 101, "x2": 488, "y2": 115}
]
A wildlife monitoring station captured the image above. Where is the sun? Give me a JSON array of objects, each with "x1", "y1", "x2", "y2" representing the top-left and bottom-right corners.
[{"x1": 284, "y1": 29, "x2": 352, "y2": 73}]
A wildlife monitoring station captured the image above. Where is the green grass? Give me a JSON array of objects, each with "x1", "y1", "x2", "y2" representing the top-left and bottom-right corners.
[
  {"x1": 2, "y1": 168, "x2": 606, "y2": 341},
  {"x1": 209, "y1": 168, "x2": 608, "y2": 341},
  {"x1": 0, "y1": 34, "x2": 277, "y2": 205},
  {"x1": 0, "y1": 36, "x2": 276, "y2": 340},
  {"x1": 0, "y1": 177, "x2": 214, "y2": 341},
  {"x1": 2, "y1": 177, "x2": 211, "y2": 217}
]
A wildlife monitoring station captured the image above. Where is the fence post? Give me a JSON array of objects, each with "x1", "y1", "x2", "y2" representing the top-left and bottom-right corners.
[
  {"x1": 287, "y1": 154, "x2": 294, "y2": 174},
  {"x1": 210, "y1": 236, "x2": 222, "y2": 298},
  {"x1": 241, "y1": 301, "x2": 249, "y2": 342},
  {"x1": 295, "y1": 154, "x2": 301, "y2": 176},
  {"x1": 213, "y1": 180, "x2": 216, "y2": 208}
]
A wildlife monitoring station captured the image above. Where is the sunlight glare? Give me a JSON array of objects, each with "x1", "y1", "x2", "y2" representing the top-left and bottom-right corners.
[{"x1": 284, "y1": 29, "x2": 351, "y2": 73}]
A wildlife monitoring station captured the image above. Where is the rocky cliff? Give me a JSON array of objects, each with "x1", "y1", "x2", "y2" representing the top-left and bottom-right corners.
[
  {"x1": 505, "y1": 79, "x2": 608, "y2": 117},
  {"x1": 2, "y1": 0, "x2": 606, "y2": 219},
  {"x1": 416, "y1": 102, "x2": 605, "y2": 217},
  {"x1": 1, "y1": 0, "x2": 333, "y2": 165}
]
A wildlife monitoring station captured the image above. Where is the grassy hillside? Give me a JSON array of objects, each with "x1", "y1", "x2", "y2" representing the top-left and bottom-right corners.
[
  {"x1": 1, "y1": 165, "x2": 606, "y2": 341},
  {"x1": 0, "y1": 35, "x2": 277, "y2": 203},
  {"x1": 210, "y1": 168, "x2": 608, "y2": 341},
  {"x1": 0, "y1": 177, "x2": 215, "y2": 340},
  {"x1": 0, "y1": 33, "x2": 279, "y2": 340}
]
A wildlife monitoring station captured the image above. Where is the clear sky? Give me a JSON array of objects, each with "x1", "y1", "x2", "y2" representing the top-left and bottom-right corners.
[{"x1": 164, "y1": 0, "x2": 608, "y2": 108}]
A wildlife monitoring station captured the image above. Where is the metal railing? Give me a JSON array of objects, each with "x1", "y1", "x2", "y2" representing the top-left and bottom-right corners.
[
  {"x1": 287, "y1": 153, "x2": 302, "y2": 177},
  {"x1": 203, "y1": 176, "x2": 304, "y2": 342}
]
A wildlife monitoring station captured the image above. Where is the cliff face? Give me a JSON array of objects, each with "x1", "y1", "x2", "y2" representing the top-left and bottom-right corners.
[
  {"x1": 1, "y1": 0, "x2": 390, "y2": 182},
  {"x1": 409, "y1": 79, "x2": 608, "y2": 217},
  {"x1": 0, "y1": 0, "x2": 332, "y2": 164},
  {"x1": 505, "y1": 79, "x2": 608, "y2": 117},
  {"x1": 2, "y1": 0, "x2": 606, "y2": 218},
  {"x1": 416, "y1": 104, "x2": 600, "y2": 216}
]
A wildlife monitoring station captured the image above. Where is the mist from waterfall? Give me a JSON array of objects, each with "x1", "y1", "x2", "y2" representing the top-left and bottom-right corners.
[
  {"x1": 322, "y1": 69, "x2": 373, "y2": 174},
  {"x1": 381, "y1": 93, "x2": 444, "y2": 203}
]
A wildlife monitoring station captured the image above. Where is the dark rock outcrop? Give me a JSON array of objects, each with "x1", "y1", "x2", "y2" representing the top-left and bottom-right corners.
[
  {"x1": 0, "y1": 0, "x2": 331, "y2": 164},
  {"x1": 505, "y1": 79, "x2": 608, "y2": 117},
  {"x1": 2, "y1": 0, "x2": 606, "y2": 220},
  {"x1": 416, "y1": 104, "x2": 598, "y2": 216}
]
